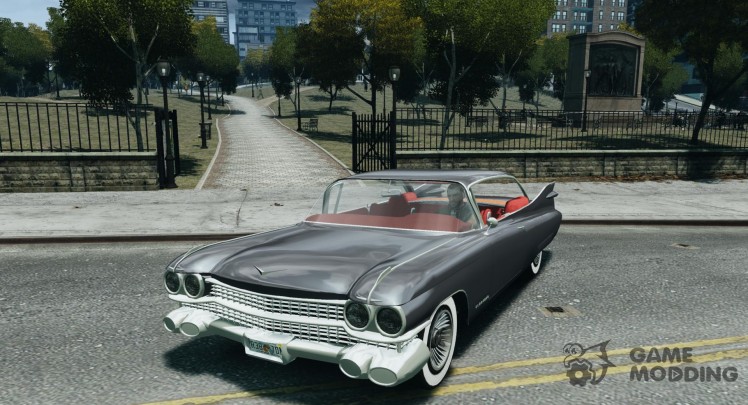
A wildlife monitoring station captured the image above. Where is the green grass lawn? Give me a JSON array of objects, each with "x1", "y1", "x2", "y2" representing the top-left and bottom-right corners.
[{"x1": 250, "y1": 84, "x2": 562, "y2": 168}]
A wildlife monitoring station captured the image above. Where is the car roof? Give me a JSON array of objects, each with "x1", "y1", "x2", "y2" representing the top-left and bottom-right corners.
[{"x1": 347, "y1": 170, "x2": 513, "y2": 187}]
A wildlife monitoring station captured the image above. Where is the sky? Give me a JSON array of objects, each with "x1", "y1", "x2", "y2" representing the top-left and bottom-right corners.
[{"x1": 2, "y1": 0, "x2": 315, "y2": 29}]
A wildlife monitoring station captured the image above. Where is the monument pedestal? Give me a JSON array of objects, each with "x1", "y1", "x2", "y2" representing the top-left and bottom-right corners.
[{"x1": 563, "y1": 32, "x2": 646, "y2": 113}]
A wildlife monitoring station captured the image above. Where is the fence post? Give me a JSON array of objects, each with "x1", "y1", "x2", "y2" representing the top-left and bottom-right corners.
[
  {"x1": 390, "y1": 110, "x2": 397, "y2": 169},
  {"x1": 352, "y1": 112, "x2": 358, "y2": 173},
  {"x1": 154, "y1": 108, "x2": 166, "y2": 188},
  {"x1": 170, "y1": 109, "x2": 180, "y2": 176}
]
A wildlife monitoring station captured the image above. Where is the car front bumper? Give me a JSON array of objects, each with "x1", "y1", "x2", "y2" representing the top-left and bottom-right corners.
[{"x1": 163, "y1": 306, "x2": 431, "y2": 386}]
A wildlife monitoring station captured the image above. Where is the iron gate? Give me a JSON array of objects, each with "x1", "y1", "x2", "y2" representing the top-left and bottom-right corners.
[{"x1": 352, "y1": 111, "x2": 396, "y2": 173}]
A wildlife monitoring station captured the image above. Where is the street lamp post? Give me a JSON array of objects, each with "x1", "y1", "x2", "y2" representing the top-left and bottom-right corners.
[
  {"x1": 157, "y1": 60, "x2": 177, "y2": 188},
  {"x1": 196, "y1": 72, "x2": 208, "y2": 149},
  {"x1": 581, "y1": 69, "x2": 591, "y2": 132},
  {"x1": 295, "y1": 76, "x2": 302, "y2": 131},
  {"x1": 388, "y1": 66, "x2": 400, "y2": 170},
  {"x1": 251, "y1": 73, "x2": 255, "y2": 97},
  {"x1": 206, "y1": 75, "x2": 212, "y2": 120}
]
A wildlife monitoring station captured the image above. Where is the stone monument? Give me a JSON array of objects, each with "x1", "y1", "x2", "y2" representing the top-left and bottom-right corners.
[{"x1": 563, "y1": 31, "x2": 646, "y2": 112}]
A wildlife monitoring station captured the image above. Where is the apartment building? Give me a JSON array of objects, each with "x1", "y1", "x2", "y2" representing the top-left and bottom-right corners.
[
  {"x1": 546, "y1": 0, "x2": 628, "y2": 36},
  {"x1": 191, "y1": 0, "x2": 230, "y2": 43},
  {"x1": 235, "y1": 0, "x2": 298, "y2": 59}
]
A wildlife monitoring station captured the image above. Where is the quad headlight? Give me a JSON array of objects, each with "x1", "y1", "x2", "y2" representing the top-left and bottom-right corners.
[
  {"x1": 345, "y1": 302, "x2": 370, "y2": 330},
  {"x1": 164, "y1": 271, "x2": 206, "y2": 298},
  {"x1": 184, "y1": 274, "x2": 205, "y2": 298},
  {"x1": 164, "y1": 271, "x2": 182, "y2": 294},
  {"x1": 376, "y1": 307, "x2": 404, "y2": 336}
]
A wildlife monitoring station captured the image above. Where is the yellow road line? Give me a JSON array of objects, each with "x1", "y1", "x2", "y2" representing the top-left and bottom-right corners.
[
  {"x1": 140, "y1": 335, "x2": 748, "y2": 405},
  {"x1": 451, "y1": 334, "x2": 748, "y2": 376},
  {"x1": 418, "y1": 348, "x2": 748, "y2": 399}
]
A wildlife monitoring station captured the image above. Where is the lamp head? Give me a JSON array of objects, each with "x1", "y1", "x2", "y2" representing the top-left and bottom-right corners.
[
  {"x1": 157, "y1": 60, "x2": 170, "y2": 78},
  {"x1": 389, "y1": 66, "x2": 400, "y2": 82}
]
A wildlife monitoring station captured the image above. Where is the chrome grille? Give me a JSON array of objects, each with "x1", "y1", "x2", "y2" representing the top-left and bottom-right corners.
[
  {"x1": 209, "y1": 282, "x2": 345, "y2": 321},
  {"x1": 184, "y1": 302, "x2": 397, "y2": 349}
]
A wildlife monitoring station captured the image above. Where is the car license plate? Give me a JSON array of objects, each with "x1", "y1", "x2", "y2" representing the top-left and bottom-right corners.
[{"x1": 247, "y1": 338, "x2": 283, "y2": 359}]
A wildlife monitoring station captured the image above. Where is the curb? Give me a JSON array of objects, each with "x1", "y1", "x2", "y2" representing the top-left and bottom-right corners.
[{"x1": 2, "y1": 219, "x2": 747, "y2": 244}]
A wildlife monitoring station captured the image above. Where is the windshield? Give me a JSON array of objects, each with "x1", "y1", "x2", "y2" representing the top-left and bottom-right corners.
[{"x1": 305, "y1": 179, "x2": 480, "y2": 232}]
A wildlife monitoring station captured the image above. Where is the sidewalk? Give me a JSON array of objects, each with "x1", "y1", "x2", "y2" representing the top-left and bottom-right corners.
[{"x1": 1, "y1": 96, "x2": 747, "y2": 242}]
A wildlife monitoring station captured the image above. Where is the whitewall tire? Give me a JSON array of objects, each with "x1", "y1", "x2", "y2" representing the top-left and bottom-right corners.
[
  {"x1": 418, "y1": 296, "x2": 457, "y2": 387},
  {"x1": 529, "y1": 251, "x2": 543, "y2": 275}
]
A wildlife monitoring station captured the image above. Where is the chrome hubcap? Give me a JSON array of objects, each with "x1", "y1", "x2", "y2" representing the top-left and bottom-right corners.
[{"x1": 428, "y1": 308, "x2": 453, "y2": 371}]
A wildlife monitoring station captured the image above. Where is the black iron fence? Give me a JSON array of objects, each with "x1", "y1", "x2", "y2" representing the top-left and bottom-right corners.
[
  {"x1": 352, "y1": 112, "x2": 396, "y2": 173},
  {"x1": 397, "y1": 108, "x2": 748, "y2": 151},
  {"x1": 0, "y1": 102, "x2": 155, "y2": 152}
]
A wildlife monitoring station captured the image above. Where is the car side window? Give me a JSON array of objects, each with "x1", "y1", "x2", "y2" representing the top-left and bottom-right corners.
[{"x1": 470, "y1": 177, "x2": 528, "y2": 224}]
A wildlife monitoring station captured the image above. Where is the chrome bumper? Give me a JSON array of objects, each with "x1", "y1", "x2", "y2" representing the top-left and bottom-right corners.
[{"x1": 164, "y1": 306, "x2": 431, "y2": 386}]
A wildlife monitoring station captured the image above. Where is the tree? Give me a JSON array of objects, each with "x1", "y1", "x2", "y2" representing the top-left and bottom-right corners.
[
  {"x1": 0, "y1": 19, "x2": 51, "y2": 96},
  {"x1": 618, "y1": 22, "x2": 688, "y2": 113},
  {"x1": 58, "y1": 0, "x2": 195, "y2": 150},
  {"x1": 712, "y1": 43, "x2": 748, "y2": 111},
  {"x1": 404, "y1": 0, "x2": 555, "y2": 149},
  {"x1": 515, "y1": 45, "x2": 551, "y2": 114},
  {"x1": 641, "y1": 45, "x2": 688, "y2": 112},
  {"x1": 269, "y1": 27, "x2": 300, "y2": 117},
  {"x1": 242, "y1": 48, "x2": 270, "y2": 95},
  {"x1": 180, "y1": 17, "x2": 239, "y2": 94},
  {"x1": 296, "y1": 22, "x2": 359, "y2": 111},
  {"x1": 636, "y1": 0, "x2": 748, "y2": 143},
  {"x1": 311, "y1": 0, "x2": 422, "y2": 117},
  {"x1": 540, "y1": 33, "x2": 569, "y2": 102}
]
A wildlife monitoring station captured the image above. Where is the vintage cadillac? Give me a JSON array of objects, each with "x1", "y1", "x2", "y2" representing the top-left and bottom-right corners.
[{"x1": 162, "y1": 170, "x2": 561, "y2": 387}]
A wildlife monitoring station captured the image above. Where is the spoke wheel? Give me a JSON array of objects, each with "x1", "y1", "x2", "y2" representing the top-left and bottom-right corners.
[{"x1": 418, "y1": 296, "x2": 457, "y2": 387}]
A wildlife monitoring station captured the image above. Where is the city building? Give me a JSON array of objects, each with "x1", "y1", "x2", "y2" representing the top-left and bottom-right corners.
[
  {"x1": 546, "y1": 0, "x2": 628, "y2": 36},
  {"x1": 191, "y1": 0, "x2": 230, "y2": 43},
  {"x1": 235, "y1": 0, "x2": 298, "y2": 59}
]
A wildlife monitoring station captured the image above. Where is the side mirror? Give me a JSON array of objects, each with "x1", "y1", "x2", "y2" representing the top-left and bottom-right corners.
[{"x1": 487, "y1": 217, "x2": 499, "y2": 228}]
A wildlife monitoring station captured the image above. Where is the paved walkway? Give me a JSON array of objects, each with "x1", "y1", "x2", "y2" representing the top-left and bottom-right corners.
[{"x1": 200, "y1": 95, "x2": 350, "y2": 198}]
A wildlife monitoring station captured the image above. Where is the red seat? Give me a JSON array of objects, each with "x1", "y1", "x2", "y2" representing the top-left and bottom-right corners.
[
  {"x1": 498, "y1": 196, "x2": 529, "y2": 219},
  {"x1": 369, "y1": 195, "x2": 410, "y2": 217},
  {"x1": 480, "y1": 209, "x2": 493, "y2": 224}
]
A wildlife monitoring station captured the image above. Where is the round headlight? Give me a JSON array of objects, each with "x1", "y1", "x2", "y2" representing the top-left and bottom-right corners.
[
  {"x1": 184, "y1": 274, "x2": 205, "y2": 298},
  {"x1": 164, "y1": 271, "x2": 181, "y2": 294},
  {"x1": 345, "y1": 302, "x2": 370, "y2": 329},
  {"x1": 376, "y1": 307, "x2": 403, "y2": 336}
]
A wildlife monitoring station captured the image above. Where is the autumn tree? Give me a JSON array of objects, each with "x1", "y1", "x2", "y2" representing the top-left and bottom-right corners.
[{"x1": 636, "y1": 0, "x2": 748, "y2": 143}]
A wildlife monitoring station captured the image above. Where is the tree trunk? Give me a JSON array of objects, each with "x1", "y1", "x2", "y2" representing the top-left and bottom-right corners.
[
  {"x1": 691, "y1": 92, "x2": 712, "y2": 144},
  {"x1": 439, "y1": 29, "x2": 457, "y2": 150}
]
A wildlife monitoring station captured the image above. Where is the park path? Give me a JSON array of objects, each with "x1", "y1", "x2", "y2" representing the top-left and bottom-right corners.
[{"x1": 200, "y1": 94, "x2": 350, "y2": 201}]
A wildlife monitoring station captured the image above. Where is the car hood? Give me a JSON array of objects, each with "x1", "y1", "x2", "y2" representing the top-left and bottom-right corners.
[{"x1": 170, "y1": 223, "x2": 456, "y2": 298}]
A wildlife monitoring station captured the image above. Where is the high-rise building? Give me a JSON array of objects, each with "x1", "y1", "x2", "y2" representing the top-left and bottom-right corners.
[
  {"x1": 235, "y1": 0, "x2": 298, "y2": 59},
  {"x1": 192, "y1": 0, "x2": 230, "y2": 43},
  {"x1": 546, "y1": 0, "x2": 628, "y2": 36}
]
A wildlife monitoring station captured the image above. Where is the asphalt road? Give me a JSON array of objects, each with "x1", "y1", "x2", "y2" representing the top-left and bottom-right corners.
[{"x1": 1, "y1": 226, "x2": 747, "y2": 405}]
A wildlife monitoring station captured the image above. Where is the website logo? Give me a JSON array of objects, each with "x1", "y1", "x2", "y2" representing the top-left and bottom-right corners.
[{"x1": 563, "y1": 340, "x2": 616, "y2": 386}]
